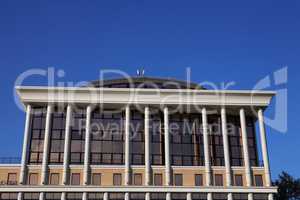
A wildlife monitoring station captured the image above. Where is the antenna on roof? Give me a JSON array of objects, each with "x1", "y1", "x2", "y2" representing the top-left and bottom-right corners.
[{"x1": 136, "y1": 68, "x2": 145, "y2": 77}]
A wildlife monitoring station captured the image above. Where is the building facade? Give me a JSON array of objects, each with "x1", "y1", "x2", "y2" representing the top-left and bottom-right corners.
[{"x1": 0, "y1": 77, "x2": 277, "y2": 200}]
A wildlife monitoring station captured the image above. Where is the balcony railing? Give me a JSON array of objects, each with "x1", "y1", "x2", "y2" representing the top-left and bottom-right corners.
[{"x1": 0, "y1": 157, "x2": 21, "y2": 164}]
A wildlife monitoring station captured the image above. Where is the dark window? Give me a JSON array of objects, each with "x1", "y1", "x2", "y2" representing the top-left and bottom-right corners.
[
  {"x1": 192, "y1": 193, "x2": 207, "y2": 200},
  {"x1": 130, "y1": 193, "x2": 145, "y2": 200},
  {"x1": 195, "y1": 174, "x2": 203, "y2": 186},
  {"x1": 7, "y1": 173, "x2": 17, "y2": 185},
  {"x1": 150, "y1": 112, "x2": 164, "y2": 165},
  {"x1": 0, "y1": 193, "x2": 18, "y2": 200},
  {"x1": 91, "y1": 173, "x2": 101, "y2": 185},
  {"x1": 208, "y1": 115, "x2": 224, "y2": 166},
  {"x1": 214, "y1": 174, "x2": 223, "y2": 186},
  {"x1": 170, "y1": 114, "x2": 204, "y2": 166},
  {"x1": 28, "y1": 173, "x2": 38, "y2": 185},
  {"x1": 254, "y1": 175, "x2": 264, "y2": 186},
  {"x1": 233, "y1": 193, "x2": 248, "y2": 200},
  {"x1": 113, "y1": 173, "x2": 122, "y2": 186},
  {"x1": 90, "y1": 109, "x2": 125, "y2": 165},
  {"x1": 49, "y1": 173, "x2": 59, "y2": 185},
  {"x1": 66, "y1": 193, "x2": 82, "y2": 200},
  {"x1": 228, "y1": 115, "x2": 244, "y2": 166},
  {"x1": 45, "y1": 193, "x2": 61, "y2": 200},
  {"x1": 172, "y1": 193, "x2": 186, "y2": 200},
  {"x1": 70, "y1": 109, "x2": 86, "y2": 164},
  {"x1": 23, "y1": 193, "x2": 39, "y2": 200},
  {"x1": 88, "y1": 193, "x2": 103, "y2": 200},
  {"x1": 109, "y1": 193, "x2": 124, "y2": 200},
  {"x1": 174, "y1": 174, "x2": 183, "y2": 186},
  {"x1": 234, "y1": 174, "x2": 243, "y2": 186},
  {"x1": 133, "y1": 173, "x2": 142, "y2": 185},
  {"x1": 213, "y1": 193, "x2": 227, "y2": 200},
  {"x1": 253, "y1": 194, "x2": 268, "y2": 200},
  {"x1": 247, "y1": 117, "x2": 258, "y2": 166},
  {"x1": 153, "y1": 174, "x2": 163, "y2": 186},
  {"x1": 131, "y1": 111, "x2": 145, "y2": 165},
  {"x1": 150, "y1": 193, "x2": 166, "y2": 200},
  {"x1": 49, "y1": 108, "x2": 66, "y2": 164},
  {"x1": 29, "y1": 107, "x2": 47, "y2": 164},
  {"x1": 71, "y1": 173, "x2": 80, "y2": 185}
]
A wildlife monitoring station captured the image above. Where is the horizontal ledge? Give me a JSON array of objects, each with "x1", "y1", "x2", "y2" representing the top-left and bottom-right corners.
[{"x1": 0, "y1": 186, "x2": 277, "y2": 193}]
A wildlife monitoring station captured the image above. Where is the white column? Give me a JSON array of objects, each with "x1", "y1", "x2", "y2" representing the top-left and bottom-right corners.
[
  {"x1": 207, "y1": 193, "x2": 212, "y2": 200},
  {"x1": 125, "y1": 193, "x2": 130, "y2": 200},
  {"x1": 82, "y1": 192, "x2": 87, "y2": 200},
  {"x1": 62, "y1": 104, "x2": 72, "y2": 185},
  {"x1": 228, "y1": 193, "x2": 233, "y2": 200},
  {"x1": 103, "y1": 193, "x2": 109, "y2": 200},
  {"x1": 17, "y1": 192, "x2": 23, "y2": 200},
  {"x1": 61, "y1": 192, "x2": 66, "y2": 200},
  {"x1": 41, "y1": 104, "x2": 53, "y2": 185},
  {"x1": 39, "y1": 192, "x2": 45, "y2": 200},
  {"x1": 268, "y1": 193, "x2": 274, "y2": 200},
  {"x1": 144, "y1": 106, "x2": 151, "y2": 185},
  {"x1": 19, "y1": 104, "x2": 32, "y2": 184},
  {"x1": 187, "y1": 193, "x2": 192, "y2": 200},
  {"x1": 221, "y1": 107, "x2": 232, "y2": 186},
  {"x1": 83, "y1": 105, "x2": 92, "y2": 185},
  {"x1": 248, "y1": 193, "x2": 253, "y2": 200},
  {"x1": 240, "y1": 108, "x2": 252, "y2": 186},
  {"x1": 145, "y1": 193, "x2": 150, "y2": 200},
  {"x1": 164, "y1": 106, "x2": 171, "y2": 186},
  {"x1": 258, "y1": 109, "x2": 271, "y2": 187},
  {"x1": 202, "y1": 107, "x2": 211, "y2": 186},
  {"x1": 166, "y1": 193, "x2": 171, "y2": 200},
  {"x1": 125, "y1": 105, "x2": 131, "y2": 185}
]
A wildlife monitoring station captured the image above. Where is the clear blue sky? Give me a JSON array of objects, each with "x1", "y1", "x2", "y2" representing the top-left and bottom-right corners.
[{"x1": 0, "y1": 0, "x2": 299, "y2": 180}]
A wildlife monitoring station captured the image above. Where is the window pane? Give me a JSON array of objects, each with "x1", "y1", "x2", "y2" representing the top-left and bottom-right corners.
[
  {"x1": 113, "y1": 173, "x2": 122, "y2": 186},
  {"x1": 71, "y1": 173, "x2": 80, "y2": 185},
  {"x1": 133, "y1": 173, "x2": 142, "y2": 185},
  {"x1": 7, "y1": 173, "x2": 17, "y2": 185},
  {"x1": 234, "y1": 175, "x2": 243, "y2": 186},
  {"x1": 254, "y1": 175, "x2": 264, "y2": 186},
  {"x1": 195, "y1": 174, "x2": 203, "y2": 186},
  {"x1": 154, "y1": 174, "x2": 162, "y2": 186},
  {"x1": 92, "y1": 173, "x2": 101, "y2": 185},
  {"x1": 214, "y1": 174, "x2": 223, "y2": 186},
  {"x1": 174, "y1": 174, "x2": 183, "y2": 186},
  {"x1": 49, "y1": 173, "x2": 60, "y2": 185},
  {"x1": 28, "y1": 173, "x2": 38, "y2": 185}
]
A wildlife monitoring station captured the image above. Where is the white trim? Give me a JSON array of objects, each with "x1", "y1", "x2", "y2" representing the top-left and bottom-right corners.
[
  {"x1": 15, "y1": 86, "x2": 275, "y2": 107},
  {"x1": 0, "y1": 164, "x2": 21, "y2": 168},
  {"x1": 0, "y1": 186, "x2": 278, "y2": 193}
]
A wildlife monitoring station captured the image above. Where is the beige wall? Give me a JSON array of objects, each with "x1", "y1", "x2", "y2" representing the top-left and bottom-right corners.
[
  {"x1": 0, "y1": 165, "x2": 267, "y2": 187},
  {"x1": 0, "y1": 166, "x2": 20, "y2": 184}
]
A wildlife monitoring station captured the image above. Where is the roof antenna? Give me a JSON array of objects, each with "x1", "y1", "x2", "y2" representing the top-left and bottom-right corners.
[{"x1": 136, "y1": 68, "x2": 145, "y2": 77}]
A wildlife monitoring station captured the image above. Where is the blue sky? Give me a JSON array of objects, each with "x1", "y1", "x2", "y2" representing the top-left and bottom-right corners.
[{"x1": 0, "y1": 0, "x2": 299, "y2": 180}]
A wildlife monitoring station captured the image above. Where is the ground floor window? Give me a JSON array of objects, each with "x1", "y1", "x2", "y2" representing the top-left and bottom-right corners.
[
  {"x1": 192, "y1": 193, "x2": 207, "y2": 200},
  {"x1": 66, "y1": 193, "x2": 82, "y2": 200},
  {"x1": 109, "y1": 193, "x2": 124, "y2": 200},
  {"x1": 45, "y1": 193, "x2": 61, "y2": 200},
  {"x1": 253, "y1": 194, "x2": 269, "y2": 200},
  {"x1": 150, "y1": 193, "x2": 166, "y2": 200},
  {"x1": 130, "y1": 193, "x2": 145, "y2": 200},
  {"x1": 88, "y1": 193, "x2": 103, "y2": 200},
  {"x1": 0, "y1": 193, "x2": 17, "y2": 200},
  {"x1": 213, "y1": 193, "x2": 227, "y2": 200},
  {"x1": 172, "y1": 193, "x2": 186, "y2": 200},
  {"x1": 233, "y1": 193, "x2": 248, "y2": 200},
  {"x1": 23, "y1": 193, "x2": 39, "y2": 200}
]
